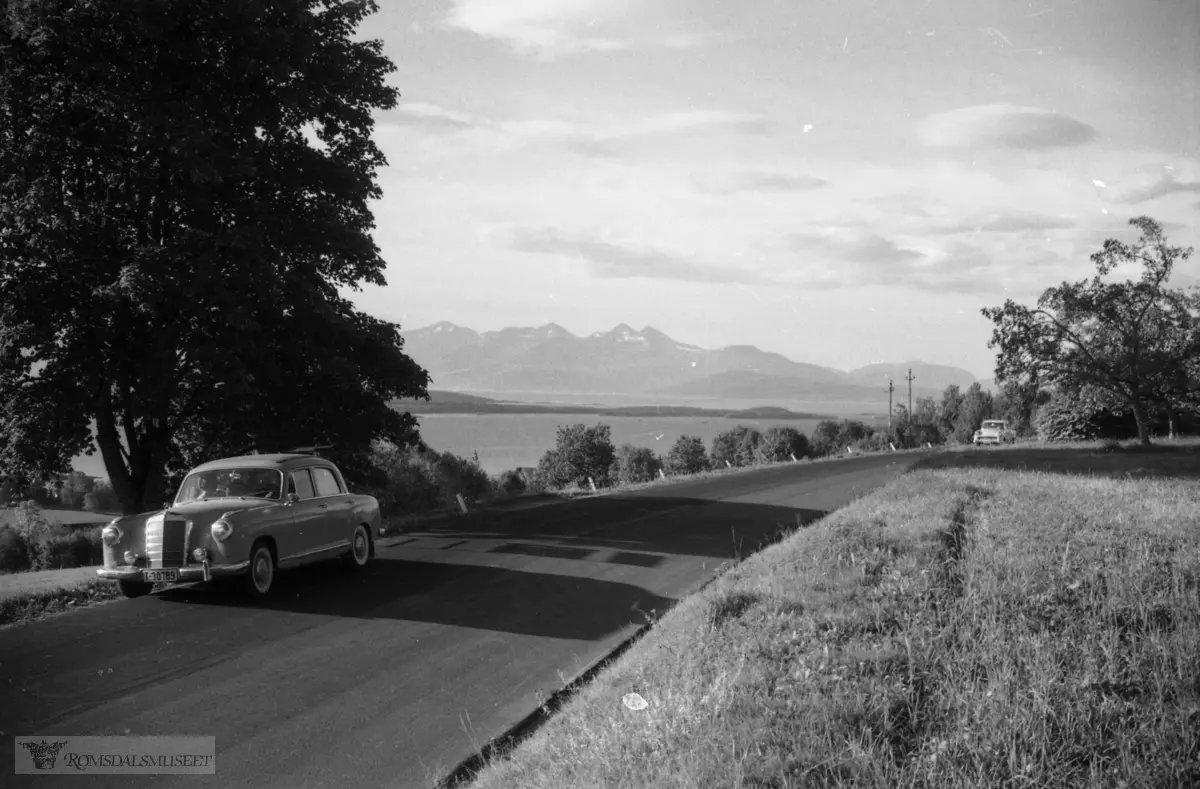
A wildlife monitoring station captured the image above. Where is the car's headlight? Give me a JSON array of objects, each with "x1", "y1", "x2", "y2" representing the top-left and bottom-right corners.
[
  {"x1": 102, "y1": 523, "x2": 122, "y2": 546},
  {"x1": 210, "y1": 519, "x2": 233, "y2": 542}
]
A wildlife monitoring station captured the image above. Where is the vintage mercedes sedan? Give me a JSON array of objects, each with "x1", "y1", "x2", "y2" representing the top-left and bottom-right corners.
[
  {"x1": 973, "y1": 419, "x2": 1017, "y2": 445},
  {"x1": 97, "y1": 453, "x2": 383, "y2": 600}
]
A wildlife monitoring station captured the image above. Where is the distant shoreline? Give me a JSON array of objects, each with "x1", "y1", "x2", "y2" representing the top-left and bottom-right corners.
[{"x1": 392, "y1": 400, "x2": 836, "y2": 421}]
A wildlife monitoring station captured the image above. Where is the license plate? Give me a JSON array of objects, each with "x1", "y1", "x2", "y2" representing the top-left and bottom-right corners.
[{"x1": 143, "y1": 569, "x2": 179, "y2": 583}]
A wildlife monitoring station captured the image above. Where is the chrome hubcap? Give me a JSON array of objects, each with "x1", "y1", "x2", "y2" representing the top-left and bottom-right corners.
[{"x1": 353, "y1": 530, "x2": 369, "y2": 564}]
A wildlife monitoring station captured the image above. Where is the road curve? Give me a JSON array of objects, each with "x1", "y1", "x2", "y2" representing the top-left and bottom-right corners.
[{"x1": 0, "y1": 453, "x2": 920, "y2": 788}]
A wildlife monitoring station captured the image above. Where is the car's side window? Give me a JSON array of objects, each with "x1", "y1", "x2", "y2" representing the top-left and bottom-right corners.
[
  {"x1": 311, "y1": 467, "x2": 343, "y2": 497},
  {"x1": 290, "y1": 470, "x2": 316, "y2": 500}
]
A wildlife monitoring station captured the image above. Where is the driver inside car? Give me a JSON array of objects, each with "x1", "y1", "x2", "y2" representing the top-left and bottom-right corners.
[{"x1": 225, "y1": 470, "x2": 251, "y2": 497}]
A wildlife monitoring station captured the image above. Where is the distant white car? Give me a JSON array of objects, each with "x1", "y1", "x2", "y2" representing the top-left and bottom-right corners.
[{"x1": 973, "y1": 420, "x2": 1016, "y2": 445}]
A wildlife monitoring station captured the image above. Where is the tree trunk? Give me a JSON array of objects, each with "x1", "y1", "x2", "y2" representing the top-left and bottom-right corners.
[
  {"x1": 1167, "y1": 407, "x2": 1178, "y2": 439},
  {"x1": 1130, "y1": 395, "x2": 1152, "y2": 445},
  {"x1": 94, "y1": 395, "x2": 170, "y2": 515}
]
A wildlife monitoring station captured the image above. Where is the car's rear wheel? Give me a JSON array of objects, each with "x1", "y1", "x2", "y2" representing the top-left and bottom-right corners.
[
  {"x1": 244, "y1": 540, "x2": 276, "y2": 600},
  {"x1": 345, "y1": 524, "x2": 372, "y2": 570},
  {"x1": 117, "y1": 579, "x2": 153, "y2": 599}
]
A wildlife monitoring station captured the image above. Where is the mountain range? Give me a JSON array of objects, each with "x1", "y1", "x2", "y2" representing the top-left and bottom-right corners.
[{"x1": 399, "y1": 322, "x2": 995, "y2": 406}]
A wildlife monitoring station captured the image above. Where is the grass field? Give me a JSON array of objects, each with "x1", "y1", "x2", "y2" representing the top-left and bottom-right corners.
[{"x1": 457, "y1": 440, "x2": 1200, "y2": 789}]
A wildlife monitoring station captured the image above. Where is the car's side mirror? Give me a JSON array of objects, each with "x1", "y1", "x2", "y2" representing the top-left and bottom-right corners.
[{"x1": 285, "y1": 493, "x2": 299, "y2": 505}]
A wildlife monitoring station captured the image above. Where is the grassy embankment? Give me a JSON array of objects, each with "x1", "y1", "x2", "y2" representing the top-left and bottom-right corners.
[{"x1": 450, "y1": 439, "x2": 1200, "y2": 789}]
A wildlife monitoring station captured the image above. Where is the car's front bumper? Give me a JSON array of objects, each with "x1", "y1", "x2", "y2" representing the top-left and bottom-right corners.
[
  {"x1": 97, "y1": 561, "x2": 250, "y2": 584},
  {"x1": 974, "y1": 436, "x2": 1001, "y2": 444}
]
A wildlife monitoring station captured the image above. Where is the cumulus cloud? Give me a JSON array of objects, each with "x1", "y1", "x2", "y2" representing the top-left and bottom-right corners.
[
  {"x1": 778, "y1": 230, "x2": 1039, "y2": 294},
  {"x1": 790, "y1": 231, "x2": 924, "y2": 265},
  {"x1": 390, "y1": 104, "x2": 777, "y2": 156},
  {"x1": 921, "y1": 210, "x2": 1077, "y2": 235},
  {"x1": 444, "y1": 0, "x2": 705, "y2": 59},
  {"x1": 507, "y1": 226, "x2": 754, "y2": 284},
  {"x1": 389, "y1": 102, "x2": 480, "y2": 130},
  {"x1": 694, "y1": 170, "x2": 828, "y2": 194},
  {"x1": 1117, "y1": 172, "x2": 1200, "y2": 203},
  {"x1": 917, "y1": 104, "x2": 1097, "y2": 150}
]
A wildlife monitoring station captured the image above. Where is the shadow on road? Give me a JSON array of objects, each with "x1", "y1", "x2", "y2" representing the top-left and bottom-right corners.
[
  {"x1": 406, "y1": 496, "x2": 832, "y2": 560},
  {"x1": 911, "y1": 444, "x2": 1200, "y2": 481},
  {"x1": 154, "y1": 558, "x2": 673, "y2": 640},
  {"x1": 153, "y1": 498, "x2": 833, "y2": 635}
]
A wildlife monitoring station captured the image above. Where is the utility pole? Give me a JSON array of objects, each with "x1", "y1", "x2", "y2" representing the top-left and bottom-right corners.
[
  {"x1": 886, "y1": 378, "x2": 895, "y2": 428},
  {"x1": 905, "y1": 368, "x2": 915, "y2": 423}
]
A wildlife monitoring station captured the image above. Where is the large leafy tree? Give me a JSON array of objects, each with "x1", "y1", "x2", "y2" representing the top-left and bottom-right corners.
[
  {"x1": 992, "y1": 379, "x2": 1046, "y2": 437},
  {"x1": 981, "y1": 216, "x2": 1197, "y2": 444},
  {"x1": 0, "y1": 0, "x2": 429, "y2": 513}
]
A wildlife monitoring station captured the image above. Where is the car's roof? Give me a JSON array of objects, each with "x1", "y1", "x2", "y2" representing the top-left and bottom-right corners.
[{"x1": 188, "y1": 454, "x2": 337, "y2": 473}]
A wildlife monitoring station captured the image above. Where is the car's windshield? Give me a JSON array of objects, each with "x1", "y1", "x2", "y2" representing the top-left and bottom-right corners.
[
  {"x1": 175, "y1": 468, "x2": 284, "y2": 504},
  {"x1": 982, "y1": 421, "x2": 1007, "y2": 429}
]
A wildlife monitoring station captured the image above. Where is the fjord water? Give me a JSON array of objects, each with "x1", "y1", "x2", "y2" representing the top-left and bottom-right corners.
[{"x1": 412, "y1": 413, "x2": 834, "y2": 475}]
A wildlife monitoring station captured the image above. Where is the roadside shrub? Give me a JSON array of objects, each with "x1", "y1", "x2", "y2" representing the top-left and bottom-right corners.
[
  {"x1": 760, "y1": 425, "x2": 811, "y2": 461},
  {"x1": 366, "y1": 441, "x2": 496, "y2": 518},
  {"x1": 11, "y1": 500, "x2": 53, "y2": 543},
  {"x1": 852, "y1": 433, "x2": 892, "y2": 454},
  {"x1": 611, "y1": 444, "x2": 662, "y2": 485},
  {"x1": 1036, "y1": 393, "x2": 1105, "y2": 442},
  {"x1": 535, "y1": 423, "x2": 617, "y2": 490},
  {"x1": 809, "y1": 419, "x2": 843, "y2": 457},
  {"x1": 36, "y1": 529, "x2": 102, "y2": 570},
  {"x1": 0, "y1": 525, "x2": 32, "y2": 573},
  {"x1": 664, "y1": 435, "x2": 708, "y2": 475},
  {"x1": 887, "y1": 422, "x2": 942, "y2": 449},
  {"x1": 367, "y1": 441, "x2": 441, "y2": 516},
  {"x1": 532, "y1": 450, "x2": 565, "y2": 491},
  {"x1": 710, "y1": 426, "x2": 762, "y2": 468},
  {"x1": 836, "y1": 419, "x2": 872, "y2": 447},
  {"x1": 433, "y1": 450, "x2": 494, "y2": 508},
  {"x1": 498, "y1": 469, "x2": 527, "y2": 495}
]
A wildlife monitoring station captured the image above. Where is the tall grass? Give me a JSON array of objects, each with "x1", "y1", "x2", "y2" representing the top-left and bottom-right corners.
[{"x1": 460, "y1": 462, "x2": 1200, "y2": 788}]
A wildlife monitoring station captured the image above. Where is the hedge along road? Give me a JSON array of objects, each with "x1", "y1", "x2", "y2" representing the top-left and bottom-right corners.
[{"x1": 0, "y1": 452, "x2": 921, "y2": 788}]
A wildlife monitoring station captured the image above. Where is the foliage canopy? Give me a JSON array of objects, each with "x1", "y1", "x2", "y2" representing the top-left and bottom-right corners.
[
  {"x1": 0, "y1": 0, "x2": 429, "y2": 512},
  {"x1": 982, "y1": 216, "x2": 1198, "y2": 443}
]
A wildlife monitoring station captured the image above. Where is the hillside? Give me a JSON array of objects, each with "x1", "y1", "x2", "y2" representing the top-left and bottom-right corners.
[
  {"x1": 401, "y1": 322, "x2": 986, "y2": 402},
  {"x1": 654, "y1": 370, "x2": 947, "y2": 402},
  {"x1": 845, "y1": 361, "x2": 982, "y2": 392}
]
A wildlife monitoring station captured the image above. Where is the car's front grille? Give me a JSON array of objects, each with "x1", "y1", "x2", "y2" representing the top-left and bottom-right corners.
[{"x1": 146, "y1": 518, "x2": 188, "y2": 568}]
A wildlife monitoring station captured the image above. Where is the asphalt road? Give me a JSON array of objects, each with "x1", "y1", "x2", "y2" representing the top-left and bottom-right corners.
[{"x1": 0, "y1": 453, "x2": 921, "y2": 788}]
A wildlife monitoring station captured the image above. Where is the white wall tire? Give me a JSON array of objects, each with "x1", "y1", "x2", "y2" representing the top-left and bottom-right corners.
[
  {"x1": 244, "y1": 540, "x2": 276, "y2": 600},
  {"x1": 346, "y1": 524, "x2": 371, "y2": 570}
]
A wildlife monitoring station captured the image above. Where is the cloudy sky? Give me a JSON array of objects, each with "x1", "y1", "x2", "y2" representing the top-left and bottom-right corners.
[{"x1": 346, "y1": 0, "x2": 1200, "y2": 379}]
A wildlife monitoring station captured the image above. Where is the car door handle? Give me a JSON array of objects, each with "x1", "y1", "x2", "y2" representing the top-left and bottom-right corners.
[{"x1": 318, "y1": 504, "x2": 328, "y2": 509}]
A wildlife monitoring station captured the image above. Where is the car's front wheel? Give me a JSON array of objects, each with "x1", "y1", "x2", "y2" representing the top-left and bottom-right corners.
[
  {"x1": 244, "y1": 540, "x2": 277, "y2": 600},
  {"x1": 345, "y1": 524, "x2": 372, "y2": 570},
  {"x1": 117, "y1": 579, "x2": 153, "y2": 599}
]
